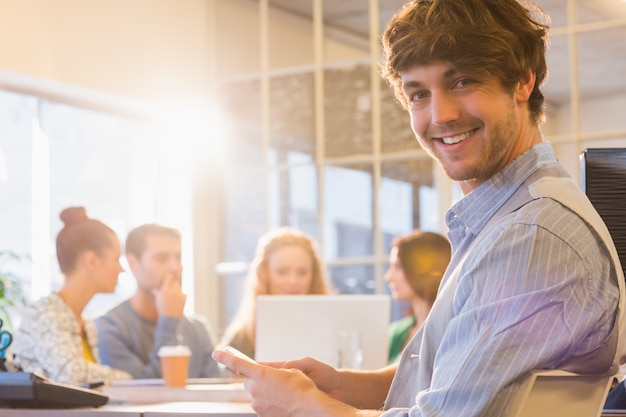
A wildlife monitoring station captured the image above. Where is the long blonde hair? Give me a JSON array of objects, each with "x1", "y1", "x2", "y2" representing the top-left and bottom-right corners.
[{"x1": 220, "y1": 227, "x2": 331, "y2": 350}]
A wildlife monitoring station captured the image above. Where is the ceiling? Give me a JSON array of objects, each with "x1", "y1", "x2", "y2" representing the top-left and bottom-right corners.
[{"x1": 261, "y1": 0, "x2": 626, "y2": 107}]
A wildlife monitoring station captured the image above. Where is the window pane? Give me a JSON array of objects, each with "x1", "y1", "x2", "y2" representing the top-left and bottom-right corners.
[
  {"x1": 329, "y1": 264, "x2": 375, "y2": 295},
  {"x1": 324, "y1": 163, "x2": 374, "y2": 260},
  {"x1": 380, "y1": 157, "x2": 436, "y2": 254},
  {"x1": 269, "y1": 0, "x2": 314, "y2": 70},
  {"x1": 324, "y1": 65, "x2": 372, "y2": 157},
  {"x1": 576, "y1": 0, "x2": 626, "y2": 24},
  {"x1": 322, "y1": 0, "x2": 370, "y2": 62},
  {"x1": 42, "y1": 101, "x2": 157, "y2": 228},
  {"x1": 223, "y1": 166, "x2": 266, "y2": 262},
  {"x1": 578, "y1": 27, "x2": 626, "y2": 134},
  {"x1": 543, "y1": 34, "x2": 572, "y2": 137},
  {"x1": 269, "y1": 73, "x2": 316, "y2": 163},
  {"x1": 218, "y1": 80, "x2": 264, "y2": 165},
  {"x1": 0, "y1": 91, "x2": 37, "y2": 257},
  {"x1": 381, "y1": 79, "x2": 417, "y2": 153},
  {"x1": 379, "y1": 1, "x2": 407, "y2": 33},
  {"x1": 268, "y1": 164, "x2": 319, "y2": 239},
  {"x1": 219, "y1": 269, "x2": 247, "y2": 337}
]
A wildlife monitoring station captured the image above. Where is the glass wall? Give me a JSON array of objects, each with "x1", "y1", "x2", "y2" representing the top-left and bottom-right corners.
[{"x1": 542, "y1": 0, "x2": 626, "y2": 177}]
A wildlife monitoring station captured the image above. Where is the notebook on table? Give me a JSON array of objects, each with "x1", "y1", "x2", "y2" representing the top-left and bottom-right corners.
[{"x1": 255, "y1": 295, "x2": 390, "y2": 370}]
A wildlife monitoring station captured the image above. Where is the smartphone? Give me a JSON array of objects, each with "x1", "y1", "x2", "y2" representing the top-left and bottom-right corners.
[{"x1": 223, "y1": 345, "x2": 258, "y2": 364}]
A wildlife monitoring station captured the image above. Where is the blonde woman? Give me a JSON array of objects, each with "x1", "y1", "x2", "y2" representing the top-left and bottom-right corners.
[{"x1": 219, "y1": 227, "x2": 331, "y2": 359}]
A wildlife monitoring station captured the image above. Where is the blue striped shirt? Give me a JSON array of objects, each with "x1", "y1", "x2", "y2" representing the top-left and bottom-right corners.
[{"x1": 383, "y1": 142, "x2": 620, "y2": 416}]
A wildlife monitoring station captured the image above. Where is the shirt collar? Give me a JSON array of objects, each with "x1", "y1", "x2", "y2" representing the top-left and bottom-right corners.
[{"x1": 446, "y1": 141, "x2": 558, "y2": 237}]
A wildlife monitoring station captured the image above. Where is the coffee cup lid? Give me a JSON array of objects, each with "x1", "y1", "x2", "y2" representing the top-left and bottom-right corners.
[{"x1": 158, "y1": 345, "x2": 191, "y2": 357}]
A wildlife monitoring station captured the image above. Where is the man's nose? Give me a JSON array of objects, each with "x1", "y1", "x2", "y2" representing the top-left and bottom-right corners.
[{"x1": 430, "y1": 92, "x2": 460, "y2": 126}]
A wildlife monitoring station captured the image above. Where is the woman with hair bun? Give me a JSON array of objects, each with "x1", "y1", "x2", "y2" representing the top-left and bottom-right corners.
[{"x1": 12, "y1": 207, "x2": 131, "y2": 385}]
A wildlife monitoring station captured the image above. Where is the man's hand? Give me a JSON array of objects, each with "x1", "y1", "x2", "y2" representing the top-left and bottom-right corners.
[
  {"x1": 272, "y1": 357, "x2": 343, "y2": 401},
  {"x1": 213, "y1": 349, "x2": 358, "y2": 417},
  {"x1": 152, "y1": 274, "x2": 186, "y2": 317}
]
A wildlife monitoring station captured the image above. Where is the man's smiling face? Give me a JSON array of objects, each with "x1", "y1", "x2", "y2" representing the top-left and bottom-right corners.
[{"x1": 401, "y1": 61, "x2": 535, "y2": 194}]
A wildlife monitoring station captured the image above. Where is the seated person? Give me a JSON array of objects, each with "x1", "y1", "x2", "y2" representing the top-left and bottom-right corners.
[
  {"x1": 218, "y1": 227, "x2": 331, "y2": 359},
  {"x1": 95, "y1": 224, "x2": 220, "y2": 378},
  {"x1": 11, "y1": 207, "x2": 131, "y2": 385},
  {"x1": 384, "y1": 230, "x2": 450, "y2": 363}
]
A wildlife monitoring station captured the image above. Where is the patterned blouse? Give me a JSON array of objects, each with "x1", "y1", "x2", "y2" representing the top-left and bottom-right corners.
[{"x1": 11, "y1": 293, "x2": 131, "y2": 385}]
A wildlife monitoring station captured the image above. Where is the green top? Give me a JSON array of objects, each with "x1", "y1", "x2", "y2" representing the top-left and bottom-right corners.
[{"x1": 387, "y1": 315, "x2": 416, "y2": 364}]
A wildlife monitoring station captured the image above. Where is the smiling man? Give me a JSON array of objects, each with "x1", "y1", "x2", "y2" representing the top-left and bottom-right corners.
[{"x1": 212, "y1": 0, "x2": 626, "y2": 416}]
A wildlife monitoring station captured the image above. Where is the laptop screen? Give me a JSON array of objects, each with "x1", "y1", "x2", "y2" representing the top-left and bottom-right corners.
[{"x1": 255, "y1": 295, "x2": 390, "y2": 370}]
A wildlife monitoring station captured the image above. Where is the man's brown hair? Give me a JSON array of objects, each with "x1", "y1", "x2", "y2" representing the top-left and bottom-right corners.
[
  {"x1": 381, "y1": 0, "x2": 550, "y2": 124},
  {"x1": 125, "y1": 224, "x2": 181, "y2": 259}
]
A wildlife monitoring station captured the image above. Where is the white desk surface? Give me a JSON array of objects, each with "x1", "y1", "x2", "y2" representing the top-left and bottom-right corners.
[
  {"x1": 0, "y1": 406, "x2": 142, "y2": 416},
  {"x1": 142, "y1": 402, "x2": 255, "y2": 417},
  {"x1": 0, "y1": 402, "x2": 256, "y2": 417},
  {"x1": 102, "y1": 382, "x2": 251, "y2": 405},
  {"x1": 0, "y1": 380, "x2": 255, "y2": 417}
]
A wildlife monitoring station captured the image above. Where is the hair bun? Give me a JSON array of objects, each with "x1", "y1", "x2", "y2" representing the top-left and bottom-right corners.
[{"x1": 60, "y1": 206, "x2": 89, "y2": 226}]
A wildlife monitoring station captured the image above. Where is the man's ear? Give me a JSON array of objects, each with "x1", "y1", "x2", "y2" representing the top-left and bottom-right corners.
[{"x1": 515, "y1": 69, "x2": 536, "y2": 103}]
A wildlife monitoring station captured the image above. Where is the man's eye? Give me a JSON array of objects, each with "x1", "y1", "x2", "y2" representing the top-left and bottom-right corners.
[
  {"x1": 456, "y1": 78, "x2": 474, "y2": 88},
  {"x1": 410, "y1": 91, "x2": 429, "y2": 102}
]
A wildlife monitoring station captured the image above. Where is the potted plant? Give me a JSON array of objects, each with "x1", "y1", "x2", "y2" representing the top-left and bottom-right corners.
[{"x1": 0, "y1": 250, "x2": 29, "y2": 332}]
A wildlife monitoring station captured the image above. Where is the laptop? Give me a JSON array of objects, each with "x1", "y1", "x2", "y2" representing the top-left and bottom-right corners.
[{"x1": 255, "y1": 295, "x2": 390, "y2": 370}]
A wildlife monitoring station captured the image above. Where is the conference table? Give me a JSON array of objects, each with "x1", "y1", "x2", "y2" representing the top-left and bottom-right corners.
[
  {"x1": 2, "y1": 377, "x2": 624, "y2": 417},
  {"x1": 0, "y1": 378, "x2": 256, "y2": 417}
]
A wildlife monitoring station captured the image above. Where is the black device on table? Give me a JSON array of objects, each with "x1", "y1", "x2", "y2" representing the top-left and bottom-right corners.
[{"x1": 0, "y1": 371, "x2": 109, "y2": 409}]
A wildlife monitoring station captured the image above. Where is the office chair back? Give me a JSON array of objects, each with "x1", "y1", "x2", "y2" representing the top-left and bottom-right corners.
[{"x1": 505, "y1": 370, "x2": 613, "y2": 417}]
